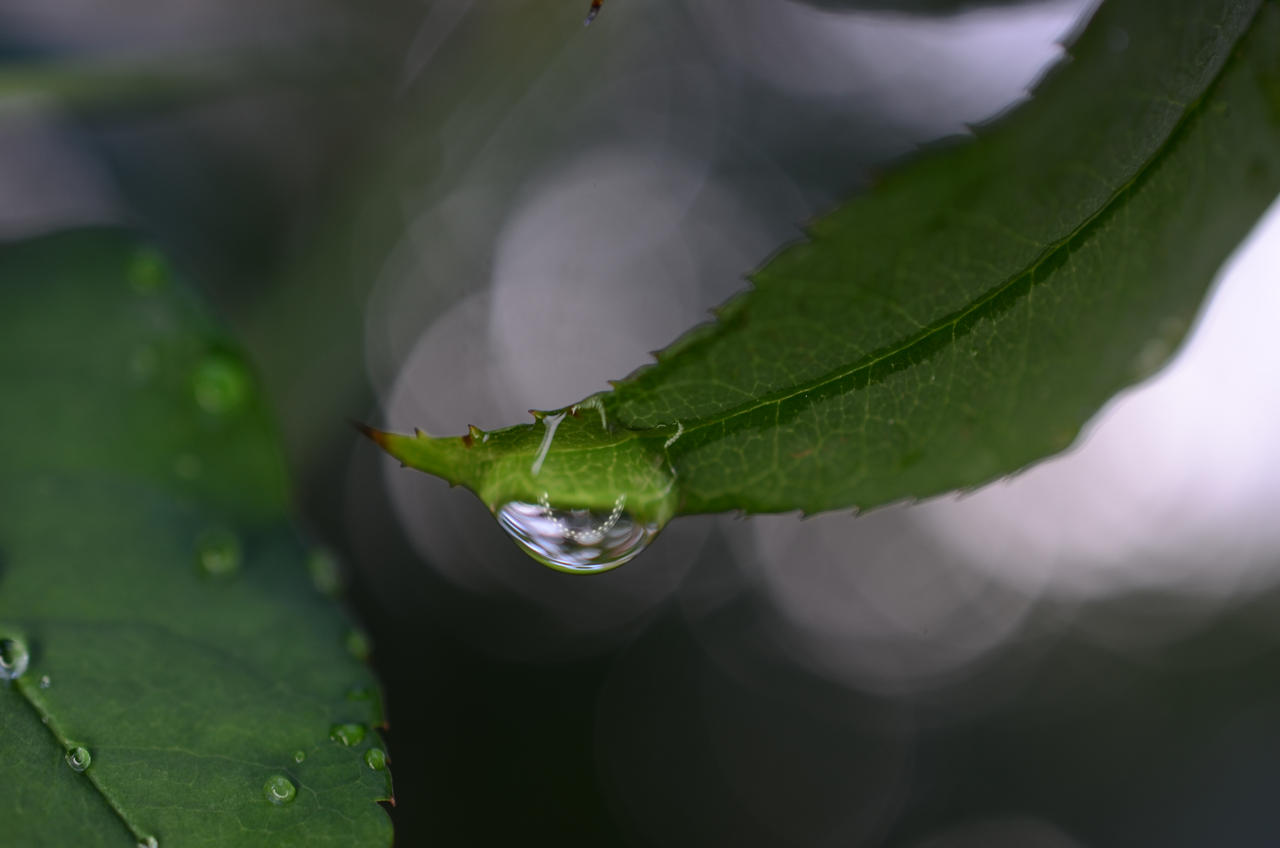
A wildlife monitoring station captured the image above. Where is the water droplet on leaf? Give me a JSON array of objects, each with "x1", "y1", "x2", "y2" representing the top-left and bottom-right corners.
[
  {"x1": 192, "y1": 354, "x2": 249, "y2": 415},
  {"x1": 495, "y1": 496, "x2": 657, "y2": 573},
  {"x1": 293, "y1": 750, "x2": 306, "y2": 764},
  {"x1": 129, "y1": 344, "x2": 159, "y2": 383},
  {"x1": 364, "y1": 748, "x2": 387, "y2": 771},
  {"x1": 0, "y1": 638, "x2": 29, "y2": 681},
  {"x1": 129, "y1": 247, "x2": 170, "y2": 293},
  {"x1": 66, "y1": 746, "x2": 91, "y2": 772},
  {"x1": 345, "y1": 629, "x2": 371, "y2": 660},
  {"x1": 263, "y1": 774, "x2": 296, "y2": 805},
  {"x1": 39, "y1": 675, "x2": 51, "y2": 689},
  {"x1": 329, "y1": 723, "x2": 366, "y2": 747},
  {"x1": 137, "y1": 836, "x2": 159, "y2": 848},
  {"x1": 196, "y1": 528, "x2": 241, "y2": 577},
  {"x1": 306, "y1": 548, "x2": 341, "y2": 595},
  {"x1": 174, "y1": 454, "x2": 202, "y2": 480}
]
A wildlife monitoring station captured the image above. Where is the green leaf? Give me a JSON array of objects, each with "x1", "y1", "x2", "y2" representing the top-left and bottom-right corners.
[
  {"x1": 0, "y1": 230, "x2": 392, "y2": 846},
  {"x1": 372, "y1": 0, "x2": 1280, "y2": 528}
]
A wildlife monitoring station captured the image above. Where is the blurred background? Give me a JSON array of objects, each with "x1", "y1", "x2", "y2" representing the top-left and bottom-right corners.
[{"x1": 6, "y1": 0, "x2": 1280, "y2": 844}]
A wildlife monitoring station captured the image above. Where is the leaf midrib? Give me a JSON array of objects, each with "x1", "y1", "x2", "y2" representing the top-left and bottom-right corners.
[{"x1": 654, "y1": 13, "x2": 1253, "y2": 446}]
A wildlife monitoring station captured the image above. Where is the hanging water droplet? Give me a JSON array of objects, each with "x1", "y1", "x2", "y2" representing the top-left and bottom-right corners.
[
  {"x1": 196, "y1": 528, "x2": 241, "y2": 577},
  {"x1": 329, "y1": 723, "x2": 366, "y2": 747},
  {"x1": 262, "y1": 774, "x2": 296, "y2": 805},
  {"x1": 345, "y1": 629, "x2": 371, "y2": 660},
  {"x1": 364, "y1": 748, "x2": 387, "y2": 771},
  {"x1": 66, "y1": 746, "x2": 92, "y2": 772},
  {"x1": 192, "y1": 353, "x2": 250, "y2": 415},
  {"x1": 495, "y1": 494, "x2": 657, "y2": 573},
  {"x1": 306, "y1": 549, "x2": 341, "y2": 596},
  {"x1": 39, "y1": 675, "x2": 51, "y2": 689},
  {"x1": 129, "y1": 246, "x2": 170, "y2": 293},
  {"x1": 293, "y1": 750, "x2": 306, "y2": 764}
]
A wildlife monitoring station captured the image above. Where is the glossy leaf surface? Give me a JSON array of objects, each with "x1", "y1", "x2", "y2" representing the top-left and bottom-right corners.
[{"x1": 0, "y1": 230, "x2": 393, "y2": 846}]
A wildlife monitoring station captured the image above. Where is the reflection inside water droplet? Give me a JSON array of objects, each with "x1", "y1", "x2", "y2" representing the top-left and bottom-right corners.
[
  {"x1": 306, "y1": 548, "x2": 341, "y2": 596},
  {"x1": 329, "y1": 723, "x2": 366, "y2": 747},
  {"x1": 495, "y1": 495, "x2": 657, "y2": 573},
  {"x1": 345, "y1": 629, "x2": 371, "y2": 660},
  {"x1": 196, "y1": 529, "x2": 242, "y2": 577},
  {"x1": 66, "y1": 746, "x2": 91, "y2": 772},
  {"x1": 129, "y1": 344, "x2": 159, "y2": 383},
  {"x1": 128, "y1": 246, "x2": 170, "y2": 293},
  {"x1": 263, "y1": 774, "x2": 296, "y2": 805},
  {"x1": 0, "y1": 638, "x2": 30, "y2": 681},
  {"x1": 192, "y1": 353, "x2": 250, "y2": 415}
]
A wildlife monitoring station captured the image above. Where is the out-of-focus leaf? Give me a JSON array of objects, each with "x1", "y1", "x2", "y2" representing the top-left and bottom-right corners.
[{"x1": 0, "y1": 229, "x2": 393, "y2": 846}]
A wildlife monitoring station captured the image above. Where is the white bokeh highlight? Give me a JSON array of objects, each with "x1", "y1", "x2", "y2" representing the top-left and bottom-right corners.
[{"x1": 915, "y1": 197, "x2": 1280, "y2": 598}]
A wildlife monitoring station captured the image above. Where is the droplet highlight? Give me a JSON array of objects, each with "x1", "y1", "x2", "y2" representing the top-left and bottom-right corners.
[
  {"x1": 263, "y1": 774, "x2": 296, "y2": 805},
  {"x1": 329, "y1": 723, "x2": 366, "y2": 747},
  {"x1": 66, "y1": 746, "x2": 92, "y2": 772},
  {"x1": 128, "y1": 247, "x2": 170, "y2": 293},
  {"x1": 174, "y1": 453, "x2": 203, "y2": 480},
  {"x1": 129, "y1": 344, "x2": 159, "y2": 383},
  {"x1": 192, "y1": 353, "x2": 250, "y2": 415},
  {"x1": 307, "y1": 548, "x2": 341, "y2": 596},
  {"x1": 364, "y1": 748, "x2": 387, "y2": 771},
  {"x1": 345, "y1": 629, "x2": 371, "y2": 660},
  {"x1": 0, "y1": 638, "x2": 29, "y2": 681},
  {"x1": 495, "y1": 495, "x2": 657, "y2": 573},
  {"x1": 196, "y1": 528, "x2": 242, "y2": 577}
]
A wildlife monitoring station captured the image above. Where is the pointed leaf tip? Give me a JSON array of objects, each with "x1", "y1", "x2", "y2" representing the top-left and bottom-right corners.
[{"x1": 351, "y1": 420, "x2": 389, "y2": 448}]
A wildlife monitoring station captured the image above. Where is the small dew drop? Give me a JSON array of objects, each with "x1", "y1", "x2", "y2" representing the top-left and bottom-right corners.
[
  {"x1": 129, "y1": 344, "x2": 159, "y2": 383},
  {"x1": 329, "y1": 723, "x2": 366, "y2": 747},
  {"x1": 39, "y1": 675, "x2": 51, "y2": 689},
  {"x1": 293, "y1": 750, "x2": 306, "y2": 764},
  {"x1": 495, "y1": 496, "x2": 657, "y2": 573},
  {"x1": 364, "y1": 748, "x2": 387, "y2": 771},
  {"x1": 66, "y1": 746, "x2": 92, "y2": 773},
  {"x1": 192, "y1": 353, "x2": 250, "y2": 415},
  {"x1": 137, "y1": 836, "x2": 159, "y2": 848},
  {"x1": 196, "y1": 528, "x2": 242, "y2": 578},
  {"x1": 263, "y1": 774, "x2": 296, "y2": 806},
  {"x1": 1107, "y1": 26, "x2": 1130, "y2": 53},
  {"x1": 174, "y1": 454, "x2": 203, "y2": 480},
  {"x1": 0, "y1": 638, "x2": 30, "y2": 682},
  {"x1": 307, "y1": 549, "x2": 342, "y2": 596},
  {"x1": 345, "y1": 629, "x2": 371, "y2": 660},
  {"x1": 129, "y1": 247, "x2": 170, "y2": 293}
]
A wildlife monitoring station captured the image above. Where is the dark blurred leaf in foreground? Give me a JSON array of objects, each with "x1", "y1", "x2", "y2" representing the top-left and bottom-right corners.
[{"x1": 0, "y1": 230, "x2": 393, "y2": 846}]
